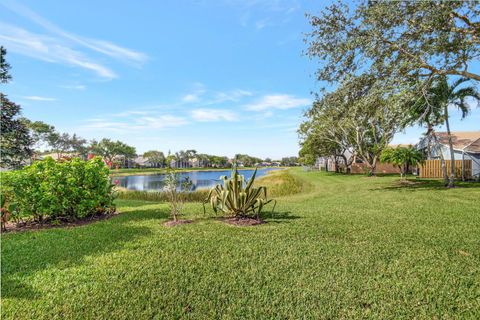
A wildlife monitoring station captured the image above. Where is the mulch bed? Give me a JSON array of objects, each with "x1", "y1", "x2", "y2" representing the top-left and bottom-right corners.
[
  {"x1": 2, "y1": 212, "x2": 118, "y2": 233},
  {"x1": 163, "y1": 219, "x2": 193, "y2": 227},
  {"x1": 220, "y1": 217, "x2": 265, "y2": 227}
]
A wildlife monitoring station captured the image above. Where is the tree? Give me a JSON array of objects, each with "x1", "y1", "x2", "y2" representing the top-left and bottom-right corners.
[
  {"x1": 298, "y1": 149, "x2": 316, "y2": 167},
  {"x1": 380, "y1": 146, "x2": 425, "y2": 180},
  {"x1": 0, "y1": 94, "x2": 33, "y2": 168},
  {"x1": 280, "y1": 157, "x2": 298, "y2": 167},
  {"x1": 306, "y1": 1, "x2": 480, "y2": 86},
  {"x1": 1, "y1": 46, "x2": 12, "y2": 84},
  {"x1": 299, "y1": 109, "x2": 354, "y2": 173},
  {"x1": 90, "y1": 139, "x2": 136, "y2": 167},
  {"x1": 46, "y1": 132, "x2": 76, "y2": 158},
  {"x1": 0, "y1": 49, "x2": 32, "y2": 168},
  {"x1": 234, "y1": 154, "x2": 262, "y2": 167},
  {"x1": 67, "y1": 134, "x2": 88, "y2": 159},
  {"x1": 208, "y1": 155, "x2": 229, "y2": 168},
  {"x1": 21, "y1": 119, "x2": 56, "y2": 152},
  {"x1": 143, "y1": 150, "x2": 165, "y2": 167},
  {"x1": 163, "y1": 169, "x2": 193, "y2": 222},
  {"x1": 300, "y1": 75, "x2": 409, "y2": 175},
  {"x1": 410, "y1": 76, "x2": 480, "y2": 187}
]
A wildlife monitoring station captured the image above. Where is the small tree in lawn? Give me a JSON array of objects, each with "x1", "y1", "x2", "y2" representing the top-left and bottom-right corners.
[
  {"x1": 380, "y1": 146, "x2": 424, "y2": 180},
  {"x1": 163, "y1": 169, "x2": 193, "y2": 222}
]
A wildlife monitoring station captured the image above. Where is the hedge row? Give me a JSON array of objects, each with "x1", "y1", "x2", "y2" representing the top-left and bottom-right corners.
[{"x1": 1, "y1": 157, "x2": 116, "y2": 222}]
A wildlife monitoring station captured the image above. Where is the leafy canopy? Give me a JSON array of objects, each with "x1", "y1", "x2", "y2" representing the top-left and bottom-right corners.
[{"x1": 306, "y1": 1, "x2": 480, "y2": 84}]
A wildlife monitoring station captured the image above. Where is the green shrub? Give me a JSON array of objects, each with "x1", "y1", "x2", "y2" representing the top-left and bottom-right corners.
[{"x1": 1, "y1": 157, "x2": 115, "y2": 222}]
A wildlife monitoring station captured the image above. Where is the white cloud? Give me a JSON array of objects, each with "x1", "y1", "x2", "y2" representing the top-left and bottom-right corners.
[
  {"x1": 138, "y1": 115, "x2": 189, "y2": 128},
  {"x1": 211, "y1": 89, "x2": 253, "y2": 103},
  {"x1": 82, "y1": 113, "x2": 188, "y2": 133},
  {"x1": 245, "y1": 94, "x2": 310, "y2": 111},
  {"x1": 180, "y1": 85, "x2": 252, "y2": 105},
  {"x1": 191, "y1": 109, "x2": 238, "y2": 122},
  {"x1": 255, "y1": 18, "x2": 271, "y2": 30},
  {"x1": 0, "y1": 1, "x2": 147, "y2": 78},
  {"x1": 1, "y1": 0, "x2": 148, "y2": 65},
  {"x1": 181, "y1": 83, "x2": 206, "y2": 103},
  {"x1": 182, "y1": 94, "x2": 200, "y2": 103},
  {"x1": 61, "y1": 84, "x2": 86, "y2": 90},
  {"x1": 0, "y1": 23, "x2": 117, "y2": 79},
  {"x1": 23, "y1": 95, "x2": 57, "y2": 101}
]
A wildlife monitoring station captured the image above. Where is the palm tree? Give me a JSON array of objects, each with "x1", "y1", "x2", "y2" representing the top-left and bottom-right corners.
[{"x1": 414, "y1": 76, "x2": 480, "y2": 187}]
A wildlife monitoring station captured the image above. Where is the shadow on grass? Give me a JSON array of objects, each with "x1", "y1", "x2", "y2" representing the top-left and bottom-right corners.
[
  {"x1": 1, "y1": 207, "x2": 161, "y2": 300},
  {"x1": 377, "y1": 179, "x2": 480, "y2": 191},
  {"x1": 114, "y1": 206, "x2": 170, "y2": 223},
  {"x1": 262, "y1": 211, "x2": 301, "y2": 223},
  {"x1": 114, "y1": 198, "x2": 164, "y2": 207}
]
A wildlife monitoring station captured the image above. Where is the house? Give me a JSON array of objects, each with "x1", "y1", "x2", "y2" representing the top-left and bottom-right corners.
[
  {"x1": 134, "y1": 156, "x2": 155, "y2": 168},
  {"x1": 417, "y1": 131, "x2": 480, "y2": 179}
]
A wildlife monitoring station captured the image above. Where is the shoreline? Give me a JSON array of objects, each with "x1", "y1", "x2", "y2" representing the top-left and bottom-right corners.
[{"x1": 110, "y1": 166, "x2": 284, "y2": 177}]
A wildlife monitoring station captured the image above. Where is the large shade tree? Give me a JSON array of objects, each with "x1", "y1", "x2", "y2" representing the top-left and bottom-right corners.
[
  {"x1": 300, "y1": 75, "x2": 410, "y2": 175},
  {"x1": 90, "y1": 138, "x2": 136, "y2": 166},
  {"x1": 0, "y1": 47, "x2": 33, "y2": 168},
  {"x1": 143, "y1": 150, "x2": 165, "y2": 167},
  {"x1": 306, "y1": 1, "x2": 480, "y2": 85}
]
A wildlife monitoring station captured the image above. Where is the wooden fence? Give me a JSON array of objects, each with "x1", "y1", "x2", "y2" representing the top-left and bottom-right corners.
[{"x1": 418, "y1": 160, "x2": 472, "y2": 179}]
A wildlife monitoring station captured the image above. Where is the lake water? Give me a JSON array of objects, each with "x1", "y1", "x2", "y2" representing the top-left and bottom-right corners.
[{"x1": 114, "y1": 168, "x2": 279, "y2": 191}]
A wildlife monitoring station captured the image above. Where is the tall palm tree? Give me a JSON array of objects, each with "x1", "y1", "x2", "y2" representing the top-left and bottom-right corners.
[{"x1": 414, "y1": 76, "x2": 480, "y2": 187}]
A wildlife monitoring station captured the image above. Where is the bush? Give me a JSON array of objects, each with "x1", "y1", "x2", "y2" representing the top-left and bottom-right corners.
[
  {"x1": 1, "y1": 157, "x2": 115, "y2": 222},
  {"x1": 203, "y1": 167, "x2": 276, "y2": 219}
]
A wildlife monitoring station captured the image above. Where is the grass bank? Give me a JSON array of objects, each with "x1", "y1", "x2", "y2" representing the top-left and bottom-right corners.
[
  {"x1": 116, "y1": 188, "x2": 210, "y2": 202},
  {"x1": 2, "y1": 169, "x2": 479, "y2": 318}
]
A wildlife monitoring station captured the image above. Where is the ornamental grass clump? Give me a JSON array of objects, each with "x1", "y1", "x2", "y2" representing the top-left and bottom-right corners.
[{"x1": 203, "y1": 167, "x2": 276, "y2": 220}]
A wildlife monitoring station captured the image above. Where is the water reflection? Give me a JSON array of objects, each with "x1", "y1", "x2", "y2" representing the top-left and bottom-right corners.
[{"x1": 115, "y1": 168, "x2": 279, "y2": 191}]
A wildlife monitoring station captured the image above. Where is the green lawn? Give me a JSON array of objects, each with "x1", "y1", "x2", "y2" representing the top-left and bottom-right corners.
[{"x1": 2, "y1": 170, "x2": 479, "y2": 319}]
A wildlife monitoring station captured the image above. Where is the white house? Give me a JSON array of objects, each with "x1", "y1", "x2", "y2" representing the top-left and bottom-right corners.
[{"x1": 417, "y1": 131, "x2": 480, "y2": 179}]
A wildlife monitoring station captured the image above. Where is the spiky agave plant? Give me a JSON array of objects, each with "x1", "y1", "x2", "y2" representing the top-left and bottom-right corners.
[{"x1": 203, "y1": 167, "x2": 276, "y2": 220}]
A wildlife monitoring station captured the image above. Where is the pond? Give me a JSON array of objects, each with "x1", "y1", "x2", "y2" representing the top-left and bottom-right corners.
[{"x1": 114, "y1": 168, "x2": 280, "y2": 191}]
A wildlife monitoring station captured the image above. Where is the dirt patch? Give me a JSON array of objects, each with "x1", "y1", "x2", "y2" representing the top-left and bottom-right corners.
[
  {"x1": 3, "y1": 212, "x2": 118, "y2": 233},
  {"x1": 220, "y1": 217, "x2": 265, "y2": 227},
  {"x1": 163, "y1": 219, "x2": 193, "y2": 227}
]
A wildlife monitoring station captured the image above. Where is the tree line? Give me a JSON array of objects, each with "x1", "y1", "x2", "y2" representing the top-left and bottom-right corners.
[{"x1": 300, "y1": 0, "x2": 480, "y2": 187}]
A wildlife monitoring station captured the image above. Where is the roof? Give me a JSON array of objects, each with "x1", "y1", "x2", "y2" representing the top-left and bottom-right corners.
[{"x1": 435, "y1": 131, "x2": 480, "y2": 153}]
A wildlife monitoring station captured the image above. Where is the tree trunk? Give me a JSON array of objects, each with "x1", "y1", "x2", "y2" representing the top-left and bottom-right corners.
[
  {"x1": 338, "y1": 154, "x2": 350, "y2": 174},
  {"x1": 444, "y1": 106, "x2": 456, "y2": 188},
  {"x1": 430, "y1": 129, "x2": 448, "y2": 185},
  {"x1": 368, "y1": 157, "x2": 377, "y2": 176}
]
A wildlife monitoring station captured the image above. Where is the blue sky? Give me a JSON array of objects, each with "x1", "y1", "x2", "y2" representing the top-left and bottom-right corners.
[{"x1": 1, "y1": 0, "x2": 479, "y2": 159}]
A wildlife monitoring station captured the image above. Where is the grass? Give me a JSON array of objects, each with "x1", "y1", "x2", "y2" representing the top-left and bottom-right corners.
[
  {"x1": 116, "y1": 188, "x2": 210, "y2": 202},
  {"x1": 2, "y1": 169, "x2": 479, "y2": 319}
]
